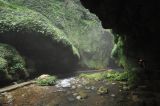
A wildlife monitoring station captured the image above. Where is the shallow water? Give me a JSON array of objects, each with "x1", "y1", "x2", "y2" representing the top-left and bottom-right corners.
[{"x1": 0, "y1": 77, "x2": 134, "y2": 106}]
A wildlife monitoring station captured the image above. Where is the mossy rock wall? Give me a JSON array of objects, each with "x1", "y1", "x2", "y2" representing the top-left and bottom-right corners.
[
  {"x1": 0, "y1": 0, "x2": 79, "y2": 80},
  {"x1": 4, "y1": 0, "x2": 114, "y2": 69},
  {"x1": 0, "y1": 43, "x2": 28, "y2": 85}
]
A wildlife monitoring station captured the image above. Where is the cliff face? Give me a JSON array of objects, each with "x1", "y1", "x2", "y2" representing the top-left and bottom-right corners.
[
  {"x1": 0, "y1": 0, "x2": 114, "y2": 84},
  {"x1": 4, "y1": 0, "x2": 114, "y2": 69},
  {"x1": 80, "y1": 0, "x2": 160, "y2": 80},
  {"x1": 0, "y1": 43, "x2": 28, "y2": 85},
  {"x1": 0, "y1": 0, "x2": 79, "y2": 83}
]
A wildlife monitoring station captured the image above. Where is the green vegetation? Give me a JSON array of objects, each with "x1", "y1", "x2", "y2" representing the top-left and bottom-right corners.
[
  {"x1": 0, "y1": 0, "x2": 79, "y2": 57},
  {"x1": 36, "y1": 75, "x2": 57, "y2": 86},
  {"x1": 0, "y1": 0, "x2": 80, "y2": 84},
  {"x1": 111, "y1": 34, "x2": 139, "y2": 87},
  {"x1": 0, "y1": 43, "x2": 28, "y2": 82},
  {"x1": 4, "y1": 0, "x2": 113, "y2": 69},
  {"x1": 79, "y1": 70, "x2": 128, "y2": 81}
]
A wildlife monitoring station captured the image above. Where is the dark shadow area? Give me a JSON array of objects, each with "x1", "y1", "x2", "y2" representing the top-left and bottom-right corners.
[
  {"x1": 0, "y1": 31, "x2": 79, "y2": 78},
  {"x1": 80, "y1": 0, "x2": 160, "y2": 80}
]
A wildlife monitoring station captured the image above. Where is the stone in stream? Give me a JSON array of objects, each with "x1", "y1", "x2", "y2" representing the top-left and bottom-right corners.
[
  {"x1": 67, "y1": 97, "x2": 75, "y2": 102},
  {"x1": 112, "y1": 82, "x2": 116, "y2": 85},
  {"x1": 123, "y1": 86, "x2": 130, "y2": 90},
  {"x1": 91, "y1": 86, "x2": 96, "y2": 90},
  {"x1": 85, "y1": 86, "x2": 90, "y2": 90},
  {"x1": 73, "y1": 93, "x2": 78, "y2": 96},
  {"x1": 71, "y1": 85, "x2": 76, "y2": 89},
  {"x1": 76, "y1": 96, "x2": 81, "y2": 100},
  {"x1": 76, "y1": 91, "x2": 88, "y2": 100},
  {"x1": 111, "y1": 94, "x2": 116, "y2": 97},
  {"x1": 97, "y1": 86, "x2": 109, "y2": 95}
]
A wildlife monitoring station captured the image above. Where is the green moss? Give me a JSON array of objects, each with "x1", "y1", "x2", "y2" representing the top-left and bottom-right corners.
[
  {"x1": 111, "y1": 33, "x2": 139, "y2": 87},
  {"x1": 4, "y1": 0, "x2": 113, "y2": 69},
  {"x1": 0, "y1": 43, "x2": 28, "y2": 82},
  {"x1": 0, "y1": 0, "x2": 79, "y2": 58},
  {"x1": 0, "y1": 57, "x2": 7, "y2": 70},
  {"x1": 97, "y1": 86, "x2": 108, "y2": 95},
  {"x1": 36, "y1": 75, "x2": 57, "y2": 86},
  {"x1": 79, "y1": 72, "x2": 104, "y2": 81},
  {"x1": 79, "y1": 70, "x2": 129, "y2": 81}
]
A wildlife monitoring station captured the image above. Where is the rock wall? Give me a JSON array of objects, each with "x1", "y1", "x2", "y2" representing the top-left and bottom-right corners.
[
  {"x1": 0, "y1": 0, "x2": 79, "y2": 83},
  {"x1": 4, "y1": 0, "x2": 114, "y2": 69},
  {"x1": 80, "y1": 0, "x2": 160, "y2": 80}
]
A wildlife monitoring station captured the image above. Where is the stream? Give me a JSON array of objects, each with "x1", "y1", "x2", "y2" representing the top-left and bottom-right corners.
[{"x1": 0, "y1": 70, "x2": 159, "y2": 106}]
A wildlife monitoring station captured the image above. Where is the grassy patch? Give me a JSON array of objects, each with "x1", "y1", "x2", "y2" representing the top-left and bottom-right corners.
[
  {"x1": 36, "y1": 75, "x2": 57, "y2": 86},
  {"x1": 79, "y1": 70, "x2": 128, "y2": 81}
]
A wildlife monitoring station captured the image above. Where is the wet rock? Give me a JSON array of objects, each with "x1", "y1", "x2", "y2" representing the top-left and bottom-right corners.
[
  {"x1": 112, "y1": 82, "x2": 116, "y2": 85},
  {"x1": 13, "y1": 82, "x2": 18, "y2": 85},
  {"x1": 76, "y1": 96, "x2": 81, "y2": 100},
  {"x1": 111, "y1": 94, "x2": 116, "y2": 97},
  {"x1": 73, "y1": 93, "x2": 78, "y2": 96},
  {"x1": 91, "y1": 86, "x2": 95, "y2": 90},
  {"x1": 120, "y1": 82, "x2": 127, "y2": 85},
  {"x1": 67, "y1": 97, "x2": 75, "y2": 102},
  {"x1": 1, "y1": 92, "x2": 7, "y2": 96},
  {"x1": 85, "y1": 86, "x2": 95, "y2": 90},
  {"x1": 85, "y1": 86, "x2": 90, "y2": 90},
  {"x1": 6, "y1": 94, "x2": 13, "y2": 104},
  {"x1": 132, "y1": 95, "x2": 140, "y2": 102},
  {"x1": 97, "y1": 86, "x2": 108, "y2": 95},
  {"x1": 123, "y1": 86, "x2": 130, "y2": 90},
  {"x1": 78, "y1": 91, "x2": 88, "y2": 99},
  {"x1": 37, "y1": 74, "x2": 50, "y2": 80},
  {"x1": 21, "y1": 94, "x2": 25, "y2": 97},
  {"x1": 56, "y1": 77, "x2": 76, "y2": 88},
  {"x1": 77, "y1": 84, "x2": 82, "y2": 88},
  {"x1": 71, "y1": 85, "x2": 76, "y2": 89}
]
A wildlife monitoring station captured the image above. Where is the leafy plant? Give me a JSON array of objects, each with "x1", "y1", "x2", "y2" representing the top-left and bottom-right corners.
[
  {"x1": 36, "y1": 75, "x2": 57, "y2": 86},
  {"x1": 0, "y1": 43, "x2": 28, "y2": 81}
]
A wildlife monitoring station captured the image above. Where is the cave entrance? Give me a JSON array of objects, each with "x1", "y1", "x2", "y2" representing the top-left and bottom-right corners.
[{"x1": 0, "y1": 31, "x2": 78, "y2": 77}]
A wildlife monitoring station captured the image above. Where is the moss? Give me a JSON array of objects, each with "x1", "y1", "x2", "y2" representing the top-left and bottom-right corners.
[
  {"x1": 4, "y1": 0, "x2": 113, "y2": 69},
  {"x1": 97, "y1": 86, "x2": 108, "y2": 95},
  {"x1": 111, "y1": 34, "x2": 139, "y2": 87},
  {"x1": 0, "y1": 0, "x2": 79, "y2": 57},
  {"x1": 79, "y1": 70, "x2": 129, "y2": 81},
  {"x1": 36, "y1": 74, "x2": 57, "y2": 86},
  {"x1": 0, "y1": 43, "x2": 28, "y2": 83},
  {"x1": 79, "y1": 72, "x2": 103, "y2": 81}
]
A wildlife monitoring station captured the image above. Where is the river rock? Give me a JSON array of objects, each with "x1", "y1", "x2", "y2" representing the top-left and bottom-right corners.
[
  {"x1": 67, "y1": 97, "x2": 75, "y2": 102},
  {"x1": 123, "y1": 86, "x2": 129, "y2": 90},
  {"x1": 73, "y1": 93, "x2": 78, "y2": 96},
  {"x1": 91, "y1": 86, "x2": 95, "y2": 90},
  {"x1": 75, "y1": 91, "x2": 88, "y2": 100},
  {"x1": 111, "y1": 94, "x2": 116, "y2": 97},
  {"x1": 71, "y1": 85, "x2": 76, "y2": 89},
  {"x1": 97, "y1": 86, "x2": 108, "y2": 95},
  {"x1": 76, "y1": 96, "x2": 81, "y2": 100},
  {"x1": 37, "y1": 74, "x2": 50, "y2": 80}
]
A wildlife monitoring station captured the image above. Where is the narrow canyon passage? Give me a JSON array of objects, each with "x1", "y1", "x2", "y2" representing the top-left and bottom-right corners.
[{"x1": 0, "y1": 0, "x2": 160, "y2": 106}]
